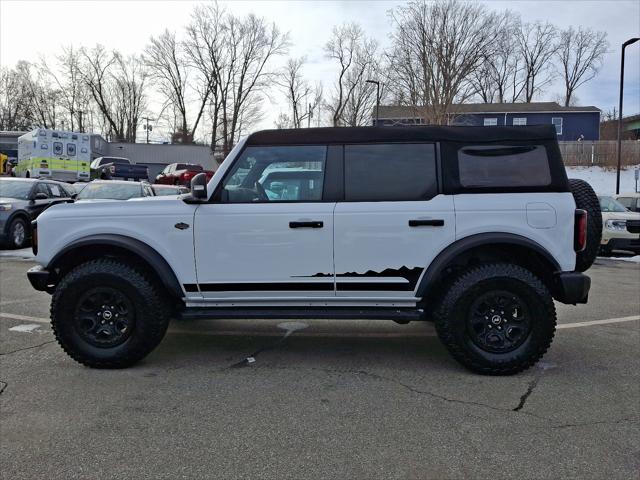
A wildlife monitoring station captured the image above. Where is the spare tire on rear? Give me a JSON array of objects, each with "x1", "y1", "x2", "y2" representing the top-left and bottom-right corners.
[{"x1": 569, "y1": 178, "x2": 601, "y2": 272}]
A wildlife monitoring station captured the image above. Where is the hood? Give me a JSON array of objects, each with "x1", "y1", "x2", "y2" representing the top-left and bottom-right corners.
[{"x1": 0, "y1": 197, "x2": 28, "y2": 206}]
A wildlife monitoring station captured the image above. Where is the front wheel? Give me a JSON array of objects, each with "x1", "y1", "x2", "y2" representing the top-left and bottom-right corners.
[
  {"x1": 51, "y1": 259, "x2": 171, "y2": 368},
  {"x1": 433, "y1": 263, "x2": 556, "y2": 375},
  {"x1": 7, "y1": 217, "x2": 29, "y2": 249}
]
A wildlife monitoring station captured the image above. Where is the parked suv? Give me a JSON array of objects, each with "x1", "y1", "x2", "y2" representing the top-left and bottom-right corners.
[
  {"x1": 598, "y1": 195, "x2": 640, "y2": 255},
  {"x1": 27, "y1": 126, "x2": 601, "y2": 374}
]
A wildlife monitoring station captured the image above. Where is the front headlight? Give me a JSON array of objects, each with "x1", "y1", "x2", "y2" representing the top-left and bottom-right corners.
[
  {"x1": 0, "y1": 203, "x2": 12, "y2": 211},
  {"x1": 605, "y1": 219, "x2": 627, "y2": 231}
]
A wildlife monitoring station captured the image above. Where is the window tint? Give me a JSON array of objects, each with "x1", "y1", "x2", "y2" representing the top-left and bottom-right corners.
[
  {"x1": 47, "y1": 183, "x2": 64, "y2": 198},
  {"x1": 458, "y1": 145, "x2": 551, "y2": 188},
  {"x1": 222, "y1": 146, "x2": 326, "y2": 203},
  {"x1": 344, "y1": 143, "x2": 437, "y2": 201},
  {"x1": 34, "y1": 183, "x2": 50, "y2": 198}
]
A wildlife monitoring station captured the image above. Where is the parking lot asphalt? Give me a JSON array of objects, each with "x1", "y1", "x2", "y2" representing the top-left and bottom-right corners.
[{"x1": 0, "y1": 255, "x2": 639, "y2": 480}]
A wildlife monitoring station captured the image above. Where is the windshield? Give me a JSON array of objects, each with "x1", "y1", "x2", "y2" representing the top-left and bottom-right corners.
[
  {"x1": 77, "y1": 183, "x2": 142, "y2": 200},
  {"x1": 599, "y1": 196, "x2": 629, "y2": 213},
  {"x1": 0, "y1": 179, "x2": 32, "y2": 199}
]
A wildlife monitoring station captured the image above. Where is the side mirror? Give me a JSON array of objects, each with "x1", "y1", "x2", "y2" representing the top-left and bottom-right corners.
[
  {"x1": 190, "y1": 172, "x2": 208, "y2": 200},
  {"x1": 34, "y1": 192, "x2": 48, "y2": 200}
]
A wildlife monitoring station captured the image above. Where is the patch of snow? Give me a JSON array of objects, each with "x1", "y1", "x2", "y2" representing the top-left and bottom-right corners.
[
  {"x1": 8, "y1": 324, "x2": 42, "y2": 333},
  {"x1": 566, "y1": 165, "x2": 640, "y2": 195},
  {"x1": 0, "y1": 248, "x2": 34, "y2": 259},
  {"x1": 606, "y1": 255, "x2": 640, "y2": 263}
]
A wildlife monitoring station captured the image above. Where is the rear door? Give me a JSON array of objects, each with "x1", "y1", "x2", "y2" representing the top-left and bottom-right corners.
[
  {"x1": 193, "y1": 144, "x2": 337, "y2": 302},
  {"x1": 333, "y1": 143, "x2": 455, "y2": 301}
]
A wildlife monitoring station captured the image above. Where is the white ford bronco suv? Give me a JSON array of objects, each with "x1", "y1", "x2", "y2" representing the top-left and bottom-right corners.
[{"x1": 27, "y1": 126, "x2": 602, "y2": 375}]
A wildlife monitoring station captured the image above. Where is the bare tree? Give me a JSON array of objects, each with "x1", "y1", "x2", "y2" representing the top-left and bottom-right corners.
[
  {"x1": 15, "y1": 61, "x2": 58, "y2": 129},
  {"x1": 556, "y1": 26, "x2": 608, "y2": 107},
  {"x1": 82, "y1": 45, "x2": 148, "y2": 141},
  {"x1": 388, "y1": 0, "x2": 502, "y2": 124},
  {"x1": 277, "y1": 57, "x2": 322, "y2": 128},
  {"x1": 40, "y1": 45, "x2": 90, "y2": 131},
  {"x1": 0, "y1": 66, "x2": 33, "y2": 130},
  {"x1": 325, "y1": 23, "x2": 380, "y2": 127},
  {"x1": 471, "y1": 11, "x2": 526, "y2": 103},
  {"x1": 517, "y1": 21, "x2": 559, "y2": 102},
  {"x1": 146, "y1": 30, "x2": 191, "y2": 142}
]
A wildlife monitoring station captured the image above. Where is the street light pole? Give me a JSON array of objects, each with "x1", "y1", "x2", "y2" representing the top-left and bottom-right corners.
[
  {"x1": 616, "y1": 37, "x2": 639, "y2": 195},
  {"x1": 366, "y1": 79, "x2": 380, "y2": 126},
  {"x1": 143, "y1": 116, "x2": 153, "y2": 144}
]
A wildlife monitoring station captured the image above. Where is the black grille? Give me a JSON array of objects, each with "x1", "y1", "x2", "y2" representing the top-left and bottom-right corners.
[{"x1": 627, "y1": 220, "x2": 640, "y2": 234}]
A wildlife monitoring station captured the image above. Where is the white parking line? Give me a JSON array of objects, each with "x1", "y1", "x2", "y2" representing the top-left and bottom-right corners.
[
  {"x1": 556, "y1": 315, "x2": 640, "y2": 329},
  {"x1": 1, "y1": 312, "x2": 638, "y2": 336}
]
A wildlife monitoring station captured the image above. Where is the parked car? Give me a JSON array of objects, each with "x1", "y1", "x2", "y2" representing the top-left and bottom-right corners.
[
  {"x1": 74, "y1": 180, "x2": 155, "y2": 202},
  {"x1": 90, "y1": 157, "x2": 149, "y2": 182},
  {"x1": 613, "y1": 192, "x2": 640, "y2": 213},
  {"x1": 598, "y1": 195, "x2": 640, "y2": 255},
  {"x1": 155, "y1": 163, "x2": 214, "y2": 186},
  {"x1": 0, "y1": 177, "x2": 74, "y2": 249},
  {"x1": 151, "y1": 184, "x2": 189, "y2": 196},
  {"x1": 258, "y1": 169, "x2": 323, "y2": 201},
  {"x1": 28, "y1": 125, "x2": 600, "y2": 375}
]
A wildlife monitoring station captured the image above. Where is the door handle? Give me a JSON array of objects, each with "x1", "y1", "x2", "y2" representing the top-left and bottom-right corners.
[
  {"x1": 289, "y1": 221, "x2": 323, "y2": 229},
  {"x1": 409, "y1": 219, "x2": 444, "y2": 227}
]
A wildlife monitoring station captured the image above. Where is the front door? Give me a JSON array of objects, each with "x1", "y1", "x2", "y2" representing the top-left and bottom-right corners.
[
  {"x1": 333, "y1": 143, "x2": 455, "y2": 302},
  {"x1": 193, "y1": 144, "x2": 335, "y2": 303}
]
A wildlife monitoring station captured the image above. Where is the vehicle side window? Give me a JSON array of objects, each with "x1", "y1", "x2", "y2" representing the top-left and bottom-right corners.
[
  {"x1": 457, "y1": 145, "x2": 551, "y2": 188},
  {"x1": 47, "y1": 183, "x2": 64, "y2": 198},
  {"x1": 221, "y1": 146, "x2": 327, "y2": 203},
  {"x1": 34, "y1": 183, "x2": 50, "y2": 198},
  {"x1": 344, "y1": 143, "x2": 437, "y2": 201},
  {"x1": 617, "y1": 197, "x2": 632, "y2": 209}
]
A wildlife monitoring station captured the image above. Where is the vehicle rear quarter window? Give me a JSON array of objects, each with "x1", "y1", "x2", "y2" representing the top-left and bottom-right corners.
[
  {"x1": 344, "y1": 143, "x2": 437, "y2": 201},
  {"x1": 457, "y1": 145, "x2": 551, "y2": 188}
]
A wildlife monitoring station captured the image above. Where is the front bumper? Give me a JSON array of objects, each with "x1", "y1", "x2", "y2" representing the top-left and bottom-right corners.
[
  {"x1": 553, "y1": 271, "x2": 591, "y2": 304},
  {"x1": 602, "y1": 237, "x2": 640, "y2": 253},
  {"x1": 27, "y1": 265, "x2": 56, "y2": 293}
]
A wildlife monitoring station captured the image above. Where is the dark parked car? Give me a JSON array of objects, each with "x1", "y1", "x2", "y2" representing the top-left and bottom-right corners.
[
  {"x1": 151, "y1": 184, "x2": 189, "y2": 196},
  {"x1": 75, "y1": 180, "x2": 155, "y2": 202},
  {"x1": 0, "y1": 177, "x2": 74, "y2": 248},
  {"x1": 155, "y1": 163, "x2": 214, "y2": 186},
  {"x1": 90, "y1": 157, "x2": 149, "y2": 182}
]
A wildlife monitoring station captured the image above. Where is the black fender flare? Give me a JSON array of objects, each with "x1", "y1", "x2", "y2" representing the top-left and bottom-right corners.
[
  {"x1": 416, "y1": 233, "x2": 561, "y2": 297},
  {"x1": 48, "y1": 234, "x2": 184, "y2": 298}
]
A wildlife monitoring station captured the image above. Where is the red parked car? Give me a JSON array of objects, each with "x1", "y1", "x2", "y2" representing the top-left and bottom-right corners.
[{"x1": 155, "y1": 163, "x2": 214, "y2": 186}]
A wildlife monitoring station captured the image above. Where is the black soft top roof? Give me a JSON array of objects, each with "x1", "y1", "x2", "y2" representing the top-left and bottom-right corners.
[{"x1": 246, "y1": 125, "x2": 558, "y2": 146}]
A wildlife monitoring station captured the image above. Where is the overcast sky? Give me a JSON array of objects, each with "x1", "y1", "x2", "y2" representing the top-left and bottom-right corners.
[{"x1": 1, "y1": 0, "x2": 638, "y2": 140}]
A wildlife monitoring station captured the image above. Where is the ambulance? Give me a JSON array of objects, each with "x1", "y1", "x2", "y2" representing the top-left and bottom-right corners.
[{"x1": 16, "y1": 129, "x2": 91, "y2": 182}]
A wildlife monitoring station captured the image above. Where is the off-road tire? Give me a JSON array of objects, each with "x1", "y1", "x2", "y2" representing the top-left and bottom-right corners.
[
  {"x1": 433, "y1": 263, "x2": 556, "y2": 375},
  {"x1": 51, "y1": 259, "x2": 170, "y2": 368},
  {"x1": 7, "y1": 217, "x2": 29, "y2": 249},
  {"x1": 569, "y1": 178, "x2": 601, "y2": 272}
]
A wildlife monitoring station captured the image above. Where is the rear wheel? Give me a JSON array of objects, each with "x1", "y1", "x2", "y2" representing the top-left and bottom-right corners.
[
  {"x1": 434, "y1": 263, "x2": 556, "y2": 375},
  {"x1": 51, "y1": 259, "x2": 170, "y2": 368}
]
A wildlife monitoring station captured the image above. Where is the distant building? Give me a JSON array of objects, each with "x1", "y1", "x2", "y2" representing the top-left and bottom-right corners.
[
  {"x1": 600, "y1": 113, "x2": 640, "y2": 140},
  {"x1": 374, "y1": 102, "x2": 601, "y2": 140}
]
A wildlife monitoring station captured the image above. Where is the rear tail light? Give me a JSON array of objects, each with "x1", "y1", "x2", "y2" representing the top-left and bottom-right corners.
[{"x1": 574, "y1": 209, "x2": 587, "y2": 252}]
